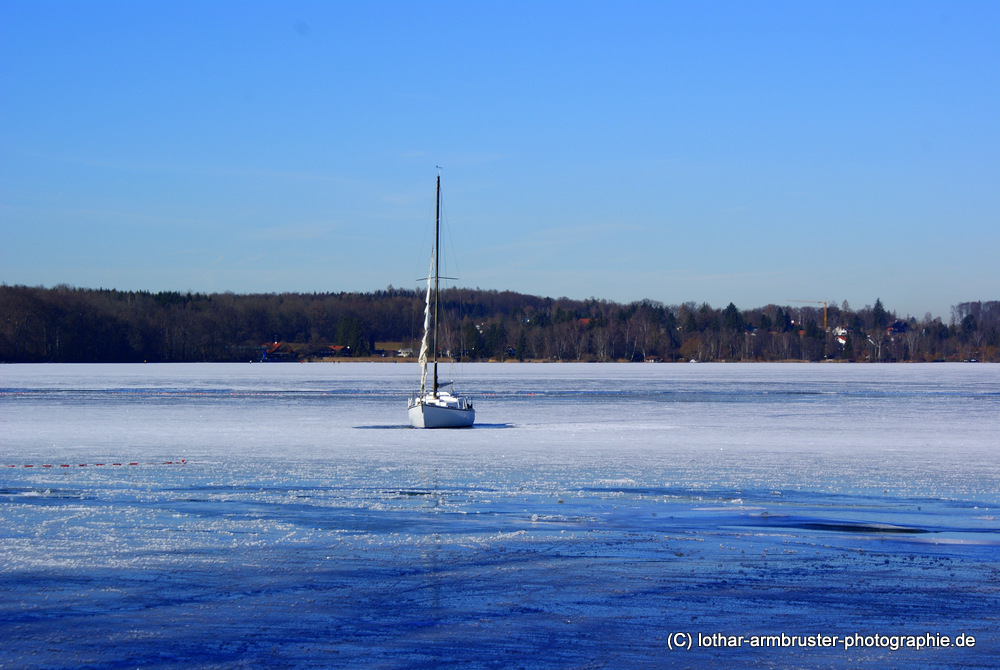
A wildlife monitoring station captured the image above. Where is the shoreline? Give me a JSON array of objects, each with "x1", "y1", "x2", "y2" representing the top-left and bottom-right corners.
[{"x1": 300, "y1": 357, "x2": 976, "y2": 364}]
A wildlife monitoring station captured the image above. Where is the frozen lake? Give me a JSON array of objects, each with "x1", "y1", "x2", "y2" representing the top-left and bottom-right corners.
[{"x1": 2, "y1": 362, "x2": 998, "y2": 668}]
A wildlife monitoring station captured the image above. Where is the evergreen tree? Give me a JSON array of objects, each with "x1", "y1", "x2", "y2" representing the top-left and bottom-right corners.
[
  {"x1": 722, "y1": 303, "x2": 744, "y2": 332},
  {"x1": 334, "y1": 316, "x2": 370, "y2": 356},
  {"x1": 872, "y1": 298, "x2": 888, "y2": 330}
]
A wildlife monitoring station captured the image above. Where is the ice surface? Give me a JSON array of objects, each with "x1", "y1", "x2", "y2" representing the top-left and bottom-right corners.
[{"x1": 2, "y1": 362, "x2": 998, "y2": 668}]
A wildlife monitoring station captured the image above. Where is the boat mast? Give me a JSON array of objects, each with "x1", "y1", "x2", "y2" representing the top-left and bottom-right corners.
[{"x1": 432, "y1": 174, "x2": 440, "y2": 397}]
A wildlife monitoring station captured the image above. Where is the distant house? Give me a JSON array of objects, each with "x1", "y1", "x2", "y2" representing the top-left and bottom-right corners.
[
  {"x1": 832, "y1": 326, "x2": 852, "y2": 347},
  {"x1": 260, "y1": 342, "x2": 297, "y2": 362}
]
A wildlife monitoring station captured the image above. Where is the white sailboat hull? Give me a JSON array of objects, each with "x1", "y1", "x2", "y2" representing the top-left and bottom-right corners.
[{"x1": 408, "y1": 393, "x2": 475, "y2": 429}]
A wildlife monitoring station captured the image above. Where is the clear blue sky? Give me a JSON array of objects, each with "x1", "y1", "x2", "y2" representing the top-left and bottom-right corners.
[{"x1": 2, "y1": 1, "x2": 997, "y2": 320}]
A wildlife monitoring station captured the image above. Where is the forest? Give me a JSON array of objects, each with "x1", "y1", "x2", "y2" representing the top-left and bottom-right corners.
[{"x1": 1, "y1": 284, "x2": 997, "y2": 363}]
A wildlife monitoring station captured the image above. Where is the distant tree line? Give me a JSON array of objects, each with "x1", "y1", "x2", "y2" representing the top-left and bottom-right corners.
[{"x1": 1, "y1": 284, "x2": 997, "y2": 363}]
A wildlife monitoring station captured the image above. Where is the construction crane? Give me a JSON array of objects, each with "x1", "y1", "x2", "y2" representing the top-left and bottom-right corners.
[{"x1": 789, "y1": 300, "x2": 829, "y2": 331}]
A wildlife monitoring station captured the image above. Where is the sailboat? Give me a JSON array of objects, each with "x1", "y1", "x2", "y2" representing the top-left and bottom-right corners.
[{"x1": 407, "y1": 174, "x2": 475, "y2": 429}]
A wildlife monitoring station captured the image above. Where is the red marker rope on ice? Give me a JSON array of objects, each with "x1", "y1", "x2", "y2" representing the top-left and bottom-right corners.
[{"x1": 5, "y1": 460, "x2": 186, "y2": 468}]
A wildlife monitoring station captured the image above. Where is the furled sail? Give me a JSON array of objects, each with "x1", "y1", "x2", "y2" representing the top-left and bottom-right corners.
[{"x1": 417, "y1": 254, "x2": 433, "y2": 393}]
